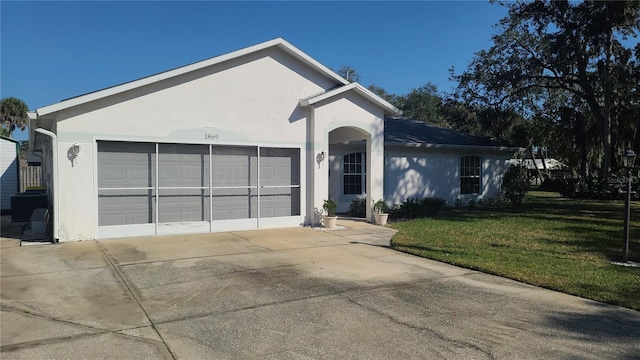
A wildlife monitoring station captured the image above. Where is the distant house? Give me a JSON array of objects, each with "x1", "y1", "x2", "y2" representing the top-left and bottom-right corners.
[
  {"x1": 28, "y1": 38, "x2": 519, "y2": 242},
  {"x1": 1, "y1": 136, "x2": 19, "y2": 212}
]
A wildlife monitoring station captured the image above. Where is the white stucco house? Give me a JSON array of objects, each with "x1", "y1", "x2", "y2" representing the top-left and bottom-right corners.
[{"x1": 29, "y1": 38, "x2": 518, "y2": 242}]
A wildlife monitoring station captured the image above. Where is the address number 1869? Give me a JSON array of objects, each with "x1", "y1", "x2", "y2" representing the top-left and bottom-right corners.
[{"x1": 204, "y1": 133, "x2": 219, "y2": 140}]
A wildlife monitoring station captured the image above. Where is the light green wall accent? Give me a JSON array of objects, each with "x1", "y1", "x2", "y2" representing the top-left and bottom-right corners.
[
  {"x1": 57, "y1": 130, "x2": 304, "y2": 147},
  {"x1": 169, "y1": 128, "x2": 250, "y2": 142}
]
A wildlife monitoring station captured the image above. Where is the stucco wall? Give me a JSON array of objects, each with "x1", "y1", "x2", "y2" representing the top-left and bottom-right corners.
[
  {"x1": 310, "y1": 92, "x2": 385, "y2": 223},
  {"x1": 50, "y1": 47, "x2": 343, "y2": 241},
  {"x1": 327, "y1": 144, "x2": 512, "y2": 213},
  {"x1": 385, "y1": 146, "x2": 511, "y2": 206}
]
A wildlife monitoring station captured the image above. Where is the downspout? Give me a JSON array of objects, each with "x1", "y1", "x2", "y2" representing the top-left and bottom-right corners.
[{"x1": 34, "y1": 128, "x2": 59, "y2": 242}]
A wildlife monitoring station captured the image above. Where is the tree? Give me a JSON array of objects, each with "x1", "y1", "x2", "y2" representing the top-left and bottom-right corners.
[
  {"x1": 367, "y1": 84, "x2": 402, "y2": 106},
  {"x1": 0, "y1": 97, "x2": 29, "y2": 137},
  {"x1": 397, "y1": 83, "x2": 448, "y2": 127},
  {"x1": 453, "y1": 1, "x2": 640, "y2": 178},
  {"x1": 336, "y1": 65, "x2": 361, "y2": 83}
]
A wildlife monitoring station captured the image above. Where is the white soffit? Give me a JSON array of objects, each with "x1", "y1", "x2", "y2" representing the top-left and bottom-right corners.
[{"x1": 36, "y1": 38, "x2": 350, "y2": 116}]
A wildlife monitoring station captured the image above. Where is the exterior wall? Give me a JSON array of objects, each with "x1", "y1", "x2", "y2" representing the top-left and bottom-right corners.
[
  {"x1": 384, "y1": 146, "x2": 511, "y2": 206},
  {"x1": 50, "y1": 47, "x2": 341, "y2": 241},
  {"x1": 329, "y1": 144, "x2": 512, "y2": 212},
  {"x1": 310, "y1": 92, "x2": 385, "y2": 223},
  {"x1": 1, "y1": 138, "x2": 19, "y2": 211}
]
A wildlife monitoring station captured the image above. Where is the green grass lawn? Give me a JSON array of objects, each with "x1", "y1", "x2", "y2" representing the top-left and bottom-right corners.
[{"x1": 390, "y1": 191, "x2": 640, "y2": 310}]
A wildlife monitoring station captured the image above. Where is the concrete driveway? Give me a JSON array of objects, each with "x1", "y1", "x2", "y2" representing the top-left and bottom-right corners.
[{"x1": 1, "y1": 220, "x2": 639, "y2": 359}]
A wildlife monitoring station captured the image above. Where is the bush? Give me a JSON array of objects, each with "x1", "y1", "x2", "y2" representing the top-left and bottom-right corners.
[
  {"x1": 372, "y1": 199, "x2": 389, "y2": 214},
  {"x1": 392, "y1": 197, "x2": 446, "y2": 219},
  {"x1": 558, "y1": 169, "x2": 639, "y2": 200},
  {"x1": 501, "y1": 164, "x2": 529, "y2": 205},
  {"x1": 540, "y1": 178, "x2": 565, "y2": 193},
  {"x1": 348, "y1": 197, "x2": 367, "y2": 217},
  {"x1": 323, "y1": 199, "x2": 337, "y2": 216}
]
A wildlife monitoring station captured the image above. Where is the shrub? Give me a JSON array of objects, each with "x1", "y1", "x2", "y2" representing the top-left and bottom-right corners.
[
  {"x1": 348, "y1": 197, "x2": 367, "y2": 217},
  {"x1": 323, "y1": 199, "x2": 337, "y2": 216},
  {"x1": 392, "y1": 197, "x2": 446, "y2": 219},
  {"x1": 501, "y1": 164, "x2": 529, "y2": 205},
  {"x1": 372, "y1": 199, "x2": 389, "y2": 214},
  {"x1": 540, "y1": 178, "x2": 565, "y2": 193}
]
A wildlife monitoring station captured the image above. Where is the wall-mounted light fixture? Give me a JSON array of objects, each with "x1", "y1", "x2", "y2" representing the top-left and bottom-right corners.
[
  {"x1": 316, "y1": 151, "x2": 326, "y2": 168},
  {"x1": 72, "y1": 142, "x2": 80, "y2": 156}
]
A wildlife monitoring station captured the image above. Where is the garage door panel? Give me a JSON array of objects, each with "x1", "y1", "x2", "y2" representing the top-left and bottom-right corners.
[
  {"x1": 211, "y1": 188, "x2": 257, "y2": 220},
  {"x1": 260, "y1": 187, "x2": 300, "y2": 218},
  {"x1": 260, "y1": 148, "x2": 300, "y2": 186},
  {"x1": 158, "y1": 189, "x2": 209, "y2": 223},
  {"x1": 212, "y1": 146, "x2": 257, "y2": 187},
  {"x1": 98, "y1": 189, "x2": 155, "y2": 226},
  {"x1": 98, "y1": 142, "x2": 155, "y2": 188},
  {"x1": 98, "y1": 142, "x2": 300, "y2": 236},
  {"x1": 159, "y1": 144, "x2": 209, "y2": 187}
]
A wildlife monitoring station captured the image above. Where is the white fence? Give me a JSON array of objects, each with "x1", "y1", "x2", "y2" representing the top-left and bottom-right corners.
[{"x1": 20, "y1": 166, "x2": 42, "y2": 192}]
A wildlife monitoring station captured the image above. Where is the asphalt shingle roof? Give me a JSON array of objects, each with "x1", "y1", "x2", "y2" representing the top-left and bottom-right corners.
[{"x1": 384, "y1": 117, "x2": 511, "y2": 148}]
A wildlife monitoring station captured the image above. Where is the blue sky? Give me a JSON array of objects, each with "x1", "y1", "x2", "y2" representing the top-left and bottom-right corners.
[{"x1": 1, "y1": 1, "x2": 508, "y2": 141}]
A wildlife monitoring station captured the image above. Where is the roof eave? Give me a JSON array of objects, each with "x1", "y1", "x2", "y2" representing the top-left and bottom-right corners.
[{"x1": 385, "y1": 141, "x2": 522, "y2": 152}]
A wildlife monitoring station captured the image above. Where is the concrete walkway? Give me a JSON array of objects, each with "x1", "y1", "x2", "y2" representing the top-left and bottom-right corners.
[{"x1": 1, "y1": 220, "x2": 639, "y2": 359}]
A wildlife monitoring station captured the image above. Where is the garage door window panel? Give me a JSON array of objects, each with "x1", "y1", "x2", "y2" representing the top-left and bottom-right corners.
[
  {"x1": 259, "y1": 148, "x2": 300, "y2": 217},
  {"x1": 98, "y1": 142, "x2": 156, "y2": 226}
]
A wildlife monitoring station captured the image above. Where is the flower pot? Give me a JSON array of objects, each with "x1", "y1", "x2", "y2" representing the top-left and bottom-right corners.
[
  {"x1": 322, "y1": 215, "x2": 338, "y2": 229},
  {"x1": 373, "y1": 213, "x2": 389, "y2": 226}
]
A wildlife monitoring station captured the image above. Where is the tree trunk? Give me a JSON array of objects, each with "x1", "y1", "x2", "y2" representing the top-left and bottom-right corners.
[{"x1": 528, "y1": 147, "x2": 545, "y2": 182}]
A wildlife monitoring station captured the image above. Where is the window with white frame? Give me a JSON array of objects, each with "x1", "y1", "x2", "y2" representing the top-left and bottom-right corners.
[
  {"x1": 460, "y1": 156, "x2": 481, "y2": 195},
  {"x1": 343, "y1": 152, "x2": 366, "y2": 195}
]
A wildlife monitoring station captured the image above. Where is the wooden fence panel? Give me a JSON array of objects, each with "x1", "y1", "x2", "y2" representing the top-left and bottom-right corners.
[{"x1": 20, "y1": 166, "x2": 42, "y2": 192}]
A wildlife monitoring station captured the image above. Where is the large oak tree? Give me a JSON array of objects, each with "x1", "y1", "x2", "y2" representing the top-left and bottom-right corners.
[{"x1": 453, "y1": 1, "x2": 640, "y2": 177}]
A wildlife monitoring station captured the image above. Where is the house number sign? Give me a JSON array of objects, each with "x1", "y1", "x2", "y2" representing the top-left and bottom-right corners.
[{"x1": 204, "y1": 133, "x2": 219, "y2": 140}]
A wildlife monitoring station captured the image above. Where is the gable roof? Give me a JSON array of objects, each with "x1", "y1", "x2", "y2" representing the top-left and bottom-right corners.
[
  {"x1": 384, "y1": 117, "x2": 519, "y2": 151},
  {"x1": 299, "y1": 82, "x2": 400, "y2": 116},
  {"x1": 36, "y1": 38, "x2": 351, "y2": 117}
]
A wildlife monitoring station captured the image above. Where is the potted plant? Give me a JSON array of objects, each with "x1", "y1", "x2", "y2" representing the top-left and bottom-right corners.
[
  {"x1": 322, "y1": 199, "x2": 338, "y2": 229},
  {"x1": 372, "y1": 199, "x2": 389, "y2": 225}
]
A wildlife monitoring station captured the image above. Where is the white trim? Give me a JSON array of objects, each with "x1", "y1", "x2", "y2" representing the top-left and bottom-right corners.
[
  {"x1": 259, "y1": 215, "x2": 304, "y2": 229},
  {"x1": 98, "y1": 223, "x2": 155, "y2": 239},
  {"x1": 158, "y1": 221, "x2": 210, "y2": 235},
  {"x1": 36, "y1": 38, "x2": 348, "y2": 116},
  {"x1": 385, "y1": 142, "x2": 522, "y2": 152},
  {"x1": 299, "y1": 82, "x2": 401, "y2": 116},
  {"x1": 211, "y1": 218, "x2": 258, "y2": 232}
]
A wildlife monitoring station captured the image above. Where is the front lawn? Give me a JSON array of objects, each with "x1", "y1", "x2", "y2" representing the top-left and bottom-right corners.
[{"x1": 390, "y1": 191, "x2": 640, "y2": 310}]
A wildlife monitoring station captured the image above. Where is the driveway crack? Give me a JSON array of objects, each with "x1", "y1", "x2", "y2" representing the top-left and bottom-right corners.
[
  {"x1": 96, "y1": 241, "x2": 176, "y2": 360},
  {"x1": 342, "y1": 295, "x2": 496, "y2": 360}
]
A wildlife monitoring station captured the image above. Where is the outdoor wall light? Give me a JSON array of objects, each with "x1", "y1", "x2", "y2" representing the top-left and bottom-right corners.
[
  {"x1": 316, "y1": 151, "x2": 326, "y2": 168},
  {"x1": 622, "y1": 149, "x2": 636, "y2": 263},
  {"x1": 72, "y1": 143, "x2": 80, "y2": 156}
]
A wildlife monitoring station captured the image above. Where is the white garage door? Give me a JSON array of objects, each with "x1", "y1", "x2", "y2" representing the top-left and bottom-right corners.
[{"x1": 97, "y1": 141, "x2": 300, "y2": 238}]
